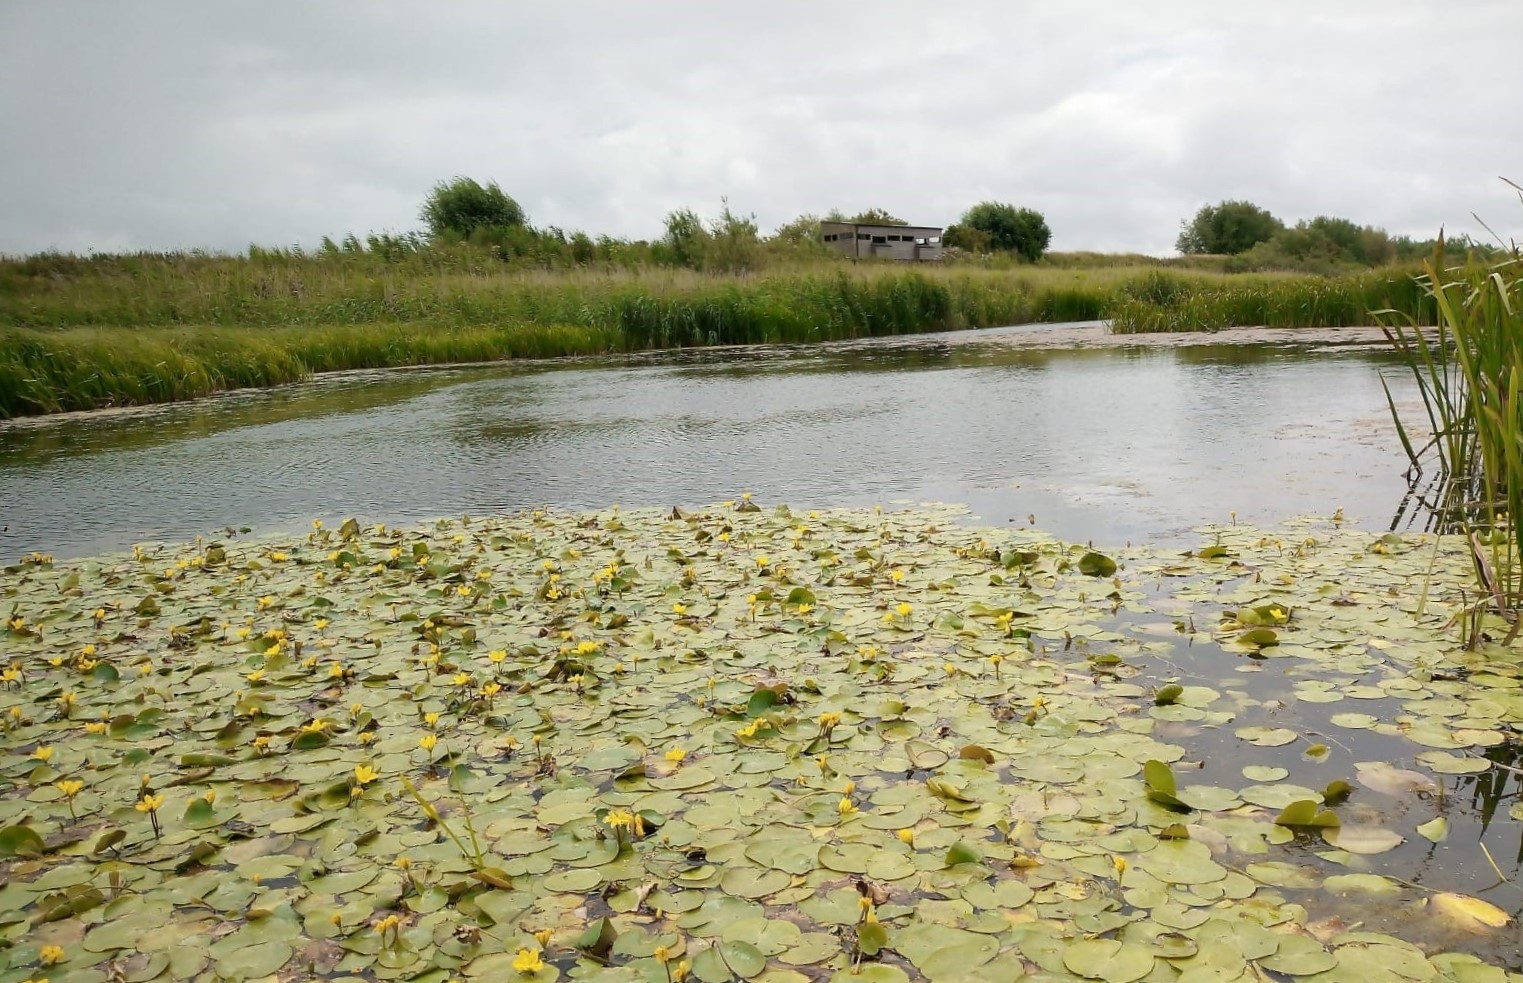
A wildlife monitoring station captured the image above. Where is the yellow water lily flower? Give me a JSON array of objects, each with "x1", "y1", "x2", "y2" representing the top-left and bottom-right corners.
[
  {"x1": 56, "y1": 779, "x2": 84, "y2": 798},
  {"x1": 838, "y1": 797, "x2": 858, "y2": 816},
  {"x1": 39, "y1": 944, "x2": 65, "y2": 966},
  {"x1": 354, "y1": 764, "x2": 380, "y2": 786},
  {"x1": 896, "y1": 602, "x2": 912, "y2": 617},
  {"x1": 898, "y1": 828, "x2": 915, "y2": 845},
  {"x1": 665, "y1": 747, "x2": 687, "y2": 764},
  {"x1": 755, "y1": 555, "x2": 770, "y2": 568},
  {"x1": 424, "y1": 712, "x2": 441, "y2": 728},
  {"x1": 31, "y1": 746, "x2": 53, "y2": 762},
  {"x1": 512, "y1": 948, "x2": 544, "y2": 974},
  {"x1": 84, "y1": 722, "x2": 106, "y2": 735},
  {"x1": 488, "y1": 649, "x2": 507, "y2": 664},
  {"x1": 135, "y1": 793, "x2": 164, "y2": 813},
  {"x1": 419, "y1": 734, "x2": 438, "y2": 752}
]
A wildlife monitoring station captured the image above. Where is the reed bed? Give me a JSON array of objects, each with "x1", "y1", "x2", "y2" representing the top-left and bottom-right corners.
[
  {"x1": 1382, "y1": 248, "x2": 1523, "y2": 643},
  {"x1": 0, "y1": 252, "x2": 1438, "y2": 419}
]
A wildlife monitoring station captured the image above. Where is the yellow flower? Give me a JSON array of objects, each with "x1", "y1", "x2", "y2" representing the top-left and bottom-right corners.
[
  {"x1": 896, "y1": 602, "x2": 912, "y2": 617},
  {"x1": 603, "y1": 809, "x2": 635, "y2": 831},
  {"x1": 673, "y1": 960, "x2": 691, "y2": 982},
  {"x1": 842, "y1": 780, "x2": 855, "y2": 795},
  {"x1": 39, "y1": 944, "x2": 65, "y2": 966},
  {"x1": 482, "y1": 682, "x2": 502, "y2": 698},
  {"x1": 84, "y1": 722, "x2": 106, "y2": 735},
  {"x1": 755, "y1": 555, "x2": 770, "y2": 568},
  {"x1": 80, "y1": 643, "x2": 97, "y2": 658},
  {"x1": 135, "y1": 793, "x2": 164, "y2": 813},
  {"x1": 354, "y1": 764, "x2": 380, "y2": 786},
  {"x1": 329, "y1": 663, "x2": 346, "y2": 679},
  {"x1": 314, "y1": 618, "x2": 329, "y2": 630},
  {"x1": 31, "y1": 746, "x2": 53, "y2": 762},
  {"x1": 817, "y1": 712, "x2": 841, "y2": 730},
  {"x1": 424, "y1": 712, "x2": 441, "y2": 728},
  {"x1": 246, "y1": 669, "x2": 266, "y2": 683},
  {"x1": 654, "y1": 945, "x2": 671, "y2": 964},
  {"x1": 672, "y1": 603, "x2": 688, "y2": 615},
  {"x1": 574, "y1": 640, "x2": 600, "y2": 656},
  {"x1": 270, "y1": 552, "x2": 289, "y2": 562},
  {"x1": 898, "y1": 828, "x2": 915, "y2": 845},
  {"x1": 665, "y1": 747, "x2": 687, "y2": 764},
  {"x1": 56, "y1": 779, "x2": 84, "y2": 798},
  {"x1": 512, "y1": 948, "x2": 544, "y2": 974},
  {"x1": 58, "y1": 692, "x2": 76, "y2": 708},
  {"x1": 890, "y1": 568, "x2": 905, "y2": 582},
  {"x1": 488, "y1": 649, "x2": 507, "y2": 664},
  {"x1": 359, "y1": 731, "x2": 377, "y2": 744},
  {"x1": 456, "y1": 584, "x2": 472, "y2": 597},
  {"x1": 452, "y1": 672, "x2": 471, "y2": 687},
  {"x1": 1112, "y1": 855, "x2": 1129, "y2": 877},
  {"x1": 838, "y1": 797, "x2": 858, "y2": 816},
  {"x1": 419, "y1": 734, "x2": 438, "y2": 752},
  {"x1": 203, "y1": 789, "x2": 216, "y2": 804},
  {"x1": 796, "y1": 603, "x2": 813, "y2": 615},
  {"x1": 301, "y1": 718, "x2": 332, "y2": 734},
  {"x1": 533, "y1": 929, "x2": 553, "y2": 948}
]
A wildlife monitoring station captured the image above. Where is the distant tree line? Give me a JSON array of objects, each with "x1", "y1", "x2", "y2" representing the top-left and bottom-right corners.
[
  {"x1": 406, "y1": 178, "x2": 1055, "y2": 272},
  {"x1": 1176, "y1": 199, "x2": 1490, "y2": 273}
]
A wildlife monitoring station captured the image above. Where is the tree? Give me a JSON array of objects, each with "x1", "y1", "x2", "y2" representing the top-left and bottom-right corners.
[
  {"x1": 1176, "y1": 200, "x2": 1282, "y2": 255},
  {"x1": 824, "y1": 208, "x2": 908, "y2": 226},
  {"x1": 959, "y1": 202, "x2": 1052, "y2": 261},
  {"x1": 420, "y1": 177, "x2": 526, "y2": 239}
]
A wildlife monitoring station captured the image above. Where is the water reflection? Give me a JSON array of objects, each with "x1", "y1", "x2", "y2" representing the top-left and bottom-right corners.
[{"x1": 0, "y1": 325, "x2": 1413, "y2": 558}]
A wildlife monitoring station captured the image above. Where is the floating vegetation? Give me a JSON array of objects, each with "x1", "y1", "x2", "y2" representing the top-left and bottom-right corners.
[{"x1": 1, "y1": 504, "x2": 1521, "y2": 981}]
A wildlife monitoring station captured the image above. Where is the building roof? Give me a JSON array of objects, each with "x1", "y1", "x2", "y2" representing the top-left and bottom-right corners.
[{"x1": 819, "y1": 222, "x2": 942, "y2": 234}]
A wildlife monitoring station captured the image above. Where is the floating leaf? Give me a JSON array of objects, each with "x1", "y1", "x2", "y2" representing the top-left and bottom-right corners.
[
  {"x1": 0, "y1": 825, "x2": 45, "y2": 857},
  {"x1": 1078, "y1": 552, "x2": 1117, "y2": 577},
  {"x1": 1274, "y1": 800, "x2": 1340, "y2": 828},
  {"x1": 1416, "y1": 817, "x2": 1449, "y2": 843},
  {"x1": 1432, "y1": 892, "x2": 1511, "y2": 929}
]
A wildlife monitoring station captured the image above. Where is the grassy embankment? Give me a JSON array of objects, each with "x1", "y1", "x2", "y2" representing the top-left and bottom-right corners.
[{"x1": 0, "y1": 250, "x2": 1434, "y2": 419}]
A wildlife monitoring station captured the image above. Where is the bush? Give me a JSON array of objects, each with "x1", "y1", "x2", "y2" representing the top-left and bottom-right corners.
[
  {"x1": 957, "y1": 203, "x2": 1052, "y2": 261},
  {"x1": 420, "y1": 178, "x2": 527, "y2": 240},
  {"x1": 1176, "y1": 201, "x2": 1283, "y2": 255}
]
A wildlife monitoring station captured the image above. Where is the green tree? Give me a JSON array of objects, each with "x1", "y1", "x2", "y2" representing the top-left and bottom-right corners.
[
  {"x1": 942, "y1": 223, "x2": 991, "y2": 253},
  {"x1": 1176, "y1": 200, "x2": 1283, "y2": 255},
  {"x1": 420, "y1": 177, "x2": 526, "y2": 239},
  {"x1": 959, "y1": 202, "x2": 1052, "y2": 261}
]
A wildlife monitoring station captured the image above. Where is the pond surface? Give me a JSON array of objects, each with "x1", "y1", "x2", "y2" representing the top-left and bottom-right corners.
[
  {"x1": 4, "y1": 323, "x2": 1523, "y2": 971},
  {"x1": 0, "y1": 323, "x2": 1416, "y2": 559}
]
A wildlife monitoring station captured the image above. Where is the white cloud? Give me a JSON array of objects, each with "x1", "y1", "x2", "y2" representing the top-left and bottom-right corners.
[{"x1": 1, "y1": 0, "x2": 1519, "y2": 255}]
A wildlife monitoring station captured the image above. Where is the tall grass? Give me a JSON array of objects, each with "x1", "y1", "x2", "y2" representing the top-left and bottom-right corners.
[
  {"x1": 1108, "y1": 269, "x2": 1433, "y2": 332},
  {"x1": 0, "y1": 251, "x2": 1440, "y2": 419},
  {"x1": 1382, "y1": 246, "x2": 1523, "y2": 643}
]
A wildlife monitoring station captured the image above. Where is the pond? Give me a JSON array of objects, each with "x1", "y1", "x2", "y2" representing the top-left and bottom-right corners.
[
  {"x1": 0, "y1": 323, "x2": 1414, "y2": 560},
  {"x1": 5, "y1": 323, "x2": 1522, "y2": 978}
]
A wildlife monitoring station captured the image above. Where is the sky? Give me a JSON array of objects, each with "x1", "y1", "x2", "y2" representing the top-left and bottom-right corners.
[{"x1": 2, "y1": 1, "x2": 1520, "y2": 257}]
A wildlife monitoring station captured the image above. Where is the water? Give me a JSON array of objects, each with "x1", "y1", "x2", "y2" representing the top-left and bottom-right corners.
[
  {"x1": 4, "y1": 323, "x2": 1521, "y2": 966},
  {"x1": 0, "y1": 323, "x2": 1415, "y2": 559}
]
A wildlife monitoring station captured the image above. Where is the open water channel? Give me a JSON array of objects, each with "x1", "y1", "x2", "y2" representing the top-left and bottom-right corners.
[{"x1": 0, "y1": 323, "x2": 1415, "y2": 560}]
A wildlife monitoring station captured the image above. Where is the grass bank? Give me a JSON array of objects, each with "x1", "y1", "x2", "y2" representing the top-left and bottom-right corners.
[{"x1": 0, "y1": 252, "x2": 1439, "y2": 419}]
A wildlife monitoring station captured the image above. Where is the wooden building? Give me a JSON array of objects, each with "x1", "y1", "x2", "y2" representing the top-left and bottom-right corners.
[{"x1": 820, "y1": 222, "x2": 943, "y2": 261}]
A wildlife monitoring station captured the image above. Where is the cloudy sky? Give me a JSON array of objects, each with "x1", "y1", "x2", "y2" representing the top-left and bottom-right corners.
[{"x1": 2, "y1": 1, "x2": 1520, "y2": 256}]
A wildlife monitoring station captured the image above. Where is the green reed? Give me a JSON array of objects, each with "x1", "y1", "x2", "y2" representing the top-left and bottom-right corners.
[{"x1": 1381, "y1": 245, "x2": 1523, "y2": 642}]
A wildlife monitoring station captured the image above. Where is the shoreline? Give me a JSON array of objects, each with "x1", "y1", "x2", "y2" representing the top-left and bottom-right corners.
[{"x1": 0, "y1": 322, "x2": 1400, "y2": 430}]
